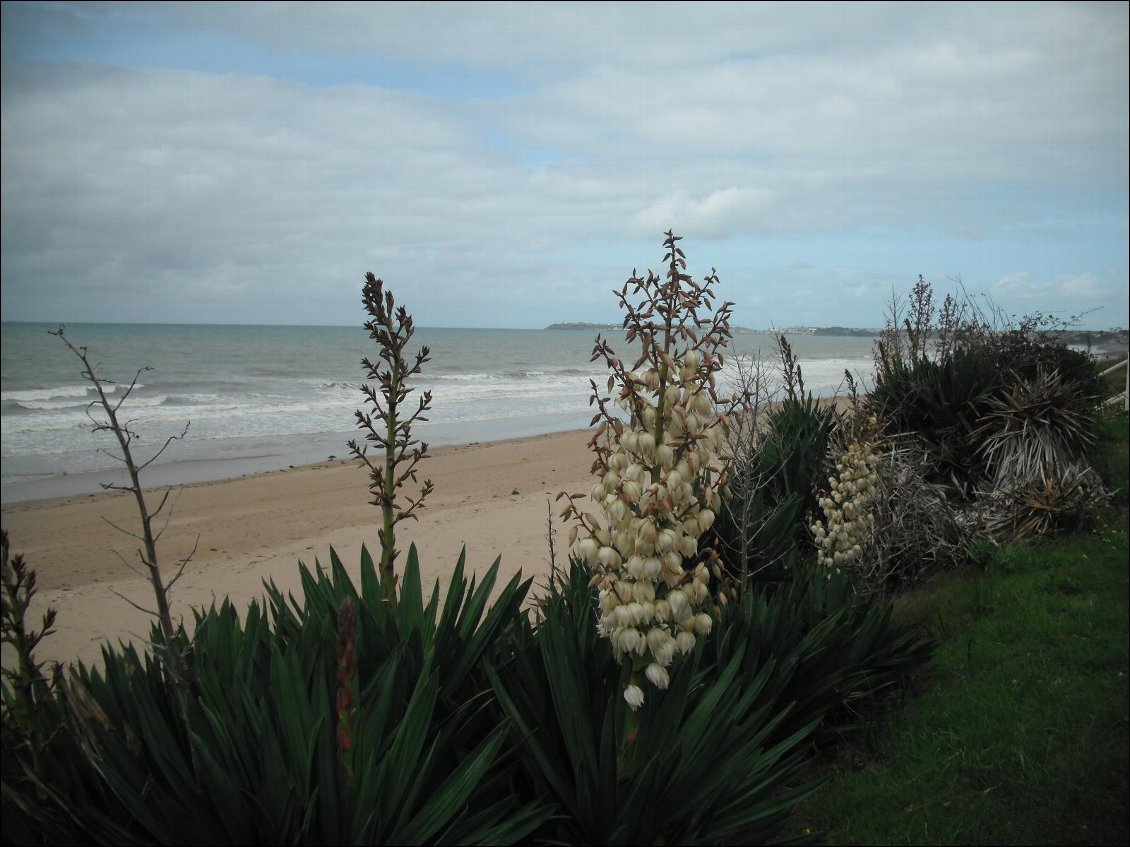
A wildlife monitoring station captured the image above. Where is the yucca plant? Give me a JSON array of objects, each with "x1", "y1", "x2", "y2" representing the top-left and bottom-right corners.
[
  {"x1": 709, "y1": 485, "x2": 805, "y2": 591},
  {"x1": 976, "y1": 367, "x2": 1099, "y2": 490},
  {"x1": 487, "y1": 557, "x2": 822, "y2": 846},
  {"x1": 1, "y1": 532, "x2": 87, "y2": 846},
  {"x1": 971, "y1": 367, "x2": 1107, "y2": 541},
  {"x1": 871, "y1": 349, "x2": 997, "y2": 497},
  {"x1": 488, "y1": 557, "x2": 933, "y2": 845},
  {"x1": 349, "y1": 272, "x2": 435, "y2": 606},
  {"x1": 5, "y1": 546, "x2": 548, "y2": 845},
  {"x1": 702, "y1": 565, "x2": 934, "y2": 747},
  {"x1": 759, "y1": 337, "x2": 838, "y2": 518},
  {"x1": 560, "y1": 231, "x2": 741, "y2": 714},
  {"x1": 2, "y1": 267, "x2": 552, "y2": 845},
  {"x1": 979, "y1": 465, "x2": 1108, "y2": 541}
]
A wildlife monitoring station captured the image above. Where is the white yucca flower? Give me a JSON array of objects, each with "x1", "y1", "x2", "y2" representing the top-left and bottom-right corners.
[
  {"x1": 623, "y1": 683, "x2": 646, "y2": 710},
  {"x1": 809, "y1": 415, "x2": 882, "y2": 573},
  {"x1": 645, "y1": 662, "x2": 671, "y2": 690},
  {"x1": 565, "y1": 233, "x2": 734, "y2": 712}
]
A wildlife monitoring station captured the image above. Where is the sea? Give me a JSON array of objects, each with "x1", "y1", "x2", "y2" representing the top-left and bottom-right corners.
[{"x1": 1, "y1": 323, "x2": 878, "y2": 503}]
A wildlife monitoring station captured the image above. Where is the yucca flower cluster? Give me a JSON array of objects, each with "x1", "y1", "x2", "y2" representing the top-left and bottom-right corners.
[
  {"x1": 809, "y1": 415, "x2": 881, "y2": 572},
  {"x1": 561, "y1": 232, "x2": 736, "y2": 711}
]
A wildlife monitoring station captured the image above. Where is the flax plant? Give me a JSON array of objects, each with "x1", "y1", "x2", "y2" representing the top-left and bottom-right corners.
[
  {"x1": 560, "y1": 231, "x2": 737, "y2": 712},
  {"x1": 349, "y1": 273, "x2": 434, "y2": 607}
]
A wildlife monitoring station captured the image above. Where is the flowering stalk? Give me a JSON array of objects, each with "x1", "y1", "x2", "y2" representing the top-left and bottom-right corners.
[
  {"x1": 336, "y1": 596, "x2": 358, "y2": 785},
  {"x1": 349, "y1": 273, "x2": 434, "y2": 608},
  {"x1": 1, "y1": 531, "x2": 59, "y2": 771},
  {"x1": 561, "y1": 231, "x2": 736, "y2": 712},
  {"x1": 809, "y1": 409, "x2": 881, "y2": 573}
]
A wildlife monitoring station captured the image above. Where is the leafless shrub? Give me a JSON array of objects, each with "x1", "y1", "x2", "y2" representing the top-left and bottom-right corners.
[
  {"x1": 847, "y1": 436, "x2": 974, "y2": 598},
  {"x1": 49, "y1": 327, "x2": 200, "y2": 775},
  {"x1": 49, "y1": 329, "x2": 196, "y2": 663},
  {"x1": 716, "y1": 351, "x2": 782, "y2": 588}
]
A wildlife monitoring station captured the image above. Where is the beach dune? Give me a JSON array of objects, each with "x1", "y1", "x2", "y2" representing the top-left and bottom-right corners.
[{"x1": 1, "y1": 429, "x2": 595, "y2": 668}]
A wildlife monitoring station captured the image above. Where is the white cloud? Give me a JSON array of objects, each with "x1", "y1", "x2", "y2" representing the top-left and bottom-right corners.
[
  {"x1": 631, "y1": 187, "x2": 772, "y2": 238},
  {"x1": 1, "y1": 2, "x2": 1126, "y2": 328},
  {"x1": 993, "y1": 270, "x2": 1115, "y2": 301}
]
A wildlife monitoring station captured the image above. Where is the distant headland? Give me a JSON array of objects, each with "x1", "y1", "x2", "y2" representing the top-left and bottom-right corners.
[
  {"x1": 544, "y1": 323, "x2": 1128, "y2": 351},
  {"x1": 544, "y1": 322, "x2": 623, "y2": 331},
  {"x1": 545, "y1": 322, "x2": 879, "y2": 337}
]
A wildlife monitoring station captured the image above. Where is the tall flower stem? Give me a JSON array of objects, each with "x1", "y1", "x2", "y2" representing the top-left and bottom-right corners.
[
  {"x1": 560, "y1": 231, "x2": 738, "y2": 723},
  {"x1": 349, "y1": 273, "x2": 434, "y2": 608}
]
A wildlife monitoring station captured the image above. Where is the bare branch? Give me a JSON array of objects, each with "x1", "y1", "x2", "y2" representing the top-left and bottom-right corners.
[
  {"x1": 151, "y1": 488, "x2": 184, "y2": 542},
  {"x1": 165, "y1": 534, "x2": 200, "y2": 593},
  {"x1": 100, "y1": 516, "x2": 145, "y2": 543},
  {"x1": 110, "y1": 547, "x2": 146, "y2": 578},
  {"x1": 138, "y1": 425, "x2": 190, "y2": 471},
  {"x1": 109, "y1": 590, "x2": 158, "y2": 618}
]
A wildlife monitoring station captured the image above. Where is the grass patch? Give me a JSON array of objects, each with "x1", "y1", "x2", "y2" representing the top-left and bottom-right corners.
[
  {"x1": 792, "y1": 413, "x2": 1129, "y2": 845},
  {"x1": 1094, "y1": 408, "x2": 1129, "y2": 502}
]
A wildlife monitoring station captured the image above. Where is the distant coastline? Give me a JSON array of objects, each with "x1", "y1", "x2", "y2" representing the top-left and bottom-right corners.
[
  {"x1": 544, "y1": 322, "x2": 1129, "y2": 351},
  {"x1": 545, "y1": 322, "x2": 880, "y2": 337},
  {"x1": 544, "y1": 322, "x2": 622, "y2": 331}
]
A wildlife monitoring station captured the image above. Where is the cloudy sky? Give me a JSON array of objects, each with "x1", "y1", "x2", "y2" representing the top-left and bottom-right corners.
[{"x1": 2, "y1": 1, "x2": 1127, "y2": 330}]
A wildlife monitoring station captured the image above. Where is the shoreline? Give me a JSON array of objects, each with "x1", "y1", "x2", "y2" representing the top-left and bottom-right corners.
[
  {"x1": 0, "y1": 411, "x2": 598, "y2": 505},
  {"x1": 1, "y1": 427, "x2": 597, "y2": 668}
]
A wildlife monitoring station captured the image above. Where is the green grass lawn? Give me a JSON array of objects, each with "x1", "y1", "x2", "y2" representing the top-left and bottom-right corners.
[{"x1": 792, "y1": 412, "x2": 1129, "y2": 846}]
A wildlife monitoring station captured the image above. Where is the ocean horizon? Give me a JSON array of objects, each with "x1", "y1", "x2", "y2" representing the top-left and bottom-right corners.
[{"x1": 1, "y1": 322, "x2": 879, "y2": 503}]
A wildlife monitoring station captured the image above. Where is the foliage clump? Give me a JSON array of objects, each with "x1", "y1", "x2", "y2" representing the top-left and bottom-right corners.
[
  {"x1": 871, "y1": 275, "x2": 1109, "y2": 547},
  {"x1": 709, "y1": 337, "x2": 837, "y2": 591}
]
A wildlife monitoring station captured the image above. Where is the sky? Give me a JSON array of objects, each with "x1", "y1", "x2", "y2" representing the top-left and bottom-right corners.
[{"x1": 1, "y1": 1, "x2": 1127, "y2": 330}]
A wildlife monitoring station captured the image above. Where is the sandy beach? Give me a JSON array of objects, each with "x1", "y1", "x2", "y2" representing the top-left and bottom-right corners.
[{"x1": 1, "y1": 429, "x2": 596, "y2": 668}]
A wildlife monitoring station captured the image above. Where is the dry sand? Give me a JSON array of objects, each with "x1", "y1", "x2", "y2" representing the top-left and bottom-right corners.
[{"x1": 1, "y1": 429, "x2": 597, "y2": 668}]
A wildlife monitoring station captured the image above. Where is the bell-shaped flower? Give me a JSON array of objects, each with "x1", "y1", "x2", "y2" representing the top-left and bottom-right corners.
[
  {"x1": 693, "y1": 612, "x2": 713, "y2": 635},
  {"x1": 624, "y1": 683, "x2": 645, "y2": 711},
  {"x1": 597, "y1": 546, "x2": 620, "y2": 568},
  {"x1": 577, "y1": 537, "x2": 599, "y2": 563},
  {"x1": 645, "y1": 662, "x2": 671, "y2": 690},
  {"x1": 617, "y1": 626, "x2": 642, "y2": 654},
  {"x1": 667, "y1": 589, "x2": 688, "y2": 620},
  {"x1": 632, "y1": 580, "x2": 656, "y2": 603}
]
